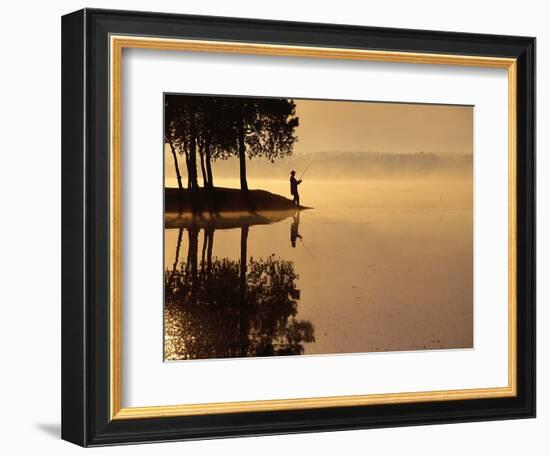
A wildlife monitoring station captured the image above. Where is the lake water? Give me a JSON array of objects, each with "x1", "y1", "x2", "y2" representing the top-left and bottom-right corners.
[{"x1": 164, "y1": 177, "x2": 473, "y2": 361}]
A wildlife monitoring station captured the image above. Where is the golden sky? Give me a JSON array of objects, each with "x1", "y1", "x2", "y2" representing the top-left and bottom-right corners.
[{"x1": 293, "y1": 100, "x2": 473, "y2": 155}]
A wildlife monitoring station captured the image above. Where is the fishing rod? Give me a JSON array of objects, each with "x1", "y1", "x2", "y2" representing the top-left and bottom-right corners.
[{"x1": 298, "y1": 159, "x2": 315, "y2": 180}]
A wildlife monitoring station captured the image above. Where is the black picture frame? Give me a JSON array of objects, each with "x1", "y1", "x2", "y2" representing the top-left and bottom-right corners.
[{"x1": 62, "y1": 8, "x2": 535, "y2": 447}]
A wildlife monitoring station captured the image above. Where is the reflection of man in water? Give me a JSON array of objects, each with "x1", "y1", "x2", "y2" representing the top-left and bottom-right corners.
[
  {"x1": 290, "y1": 170, "x2": 302, "y2": 206},
  {"x1": 290, "y1": 210, "x2": 303, "y2": 248}
]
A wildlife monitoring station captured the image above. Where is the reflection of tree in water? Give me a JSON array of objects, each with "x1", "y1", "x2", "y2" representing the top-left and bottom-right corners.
[{"x1": 165, "y1": 226, "x2": 315, "y2": 361}]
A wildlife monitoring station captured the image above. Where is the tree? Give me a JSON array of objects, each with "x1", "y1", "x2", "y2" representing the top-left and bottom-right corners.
[
  {"x1": 226, "y1": 97, "x2": 299, "y2": 191},
  {"x1": 195, "y1": 97, "x2": 235, "y2": 188},
  {"x1": 164, "y1": 96, "x2": 185, "y2": 190},
  {"x1": 164, "y1": 95, "x2": 299, "y2": 192},
  {"x1": 164, "y1": 95, "x2": 200, "y2": 190}
]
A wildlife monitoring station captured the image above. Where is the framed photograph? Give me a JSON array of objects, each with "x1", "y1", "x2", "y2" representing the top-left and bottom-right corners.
[{"x1": 61, "y1": 8, "x2": 535, "y2": 446}]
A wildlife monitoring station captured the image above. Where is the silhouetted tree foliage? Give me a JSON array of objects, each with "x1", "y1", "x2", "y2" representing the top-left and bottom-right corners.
[
  {"x1": 164, "y1": 95, "x2": 299, "y2": 192},
  {"x1": 164, "y1": 96, "x2": 201, "y2": 190},
  {"x1": 164, "y1": 97, "x2": 186, "y2": 190},
  {"x1": 164, "y1": 226, "x2": 314, "y2": 360}
]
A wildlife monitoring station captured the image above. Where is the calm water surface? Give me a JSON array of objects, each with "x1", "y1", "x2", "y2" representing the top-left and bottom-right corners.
[{"x1": 164, "y1": 177, "x2": 473, "y2": 361}]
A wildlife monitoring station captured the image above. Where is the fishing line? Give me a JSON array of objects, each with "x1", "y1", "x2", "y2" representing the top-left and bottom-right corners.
[{"x1": 298, "y1": 159, "x2": 315, "y2": 180}]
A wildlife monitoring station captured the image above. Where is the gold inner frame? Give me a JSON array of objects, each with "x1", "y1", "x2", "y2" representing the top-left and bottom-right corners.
[{"x1": 109, "y1": 35, "x2": 518, "y2": 420}]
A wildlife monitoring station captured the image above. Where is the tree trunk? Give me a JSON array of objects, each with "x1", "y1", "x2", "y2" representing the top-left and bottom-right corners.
[
  {"x1": 168, "y1": 141, "x2": 183, "y2": 190},
  {"x1": 238, "y1": 121, "x2": 248, "y2": 191},
  {"x1": 184, "y1": 150, "x2": 191, "y2": 189},
  {"x1": 198, "y1": 142, "x2": 208, "y2": 187},
  {"x1": 189, "y1": 115, "x2": 199, "y2": 190},
  {"x1": 205, "y1": 141, "x2": 214, "y2": 188}
]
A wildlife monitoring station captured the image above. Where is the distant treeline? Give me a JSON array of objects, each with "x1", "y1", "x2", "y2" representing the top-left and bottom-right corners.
[
  {"x1": 205, "y1": 151, "x2": 473, "y2": 180},
  {"x1": 165, "y1": 94, "x2": 299, "y2": 191}
]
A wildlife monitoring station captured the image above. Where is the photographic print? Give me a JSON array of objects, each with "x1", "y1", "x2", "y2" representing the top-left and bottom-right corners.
[{"x1": 163, "y1": 94, "x2": 473, "y2": 361}]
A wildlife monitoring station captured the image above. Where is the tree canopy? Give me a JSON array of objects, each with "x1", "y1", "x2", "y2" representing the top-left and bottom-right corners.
[{"x1": 165, "y1": 94, "x2": 299, "y2": 191}]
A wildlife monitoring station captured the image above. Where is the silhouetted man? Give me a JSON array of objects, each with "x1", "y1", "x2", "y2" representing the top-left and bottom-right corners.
[{"x1": 290, "y1": 170, "x2": 302, "y2": 207}]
